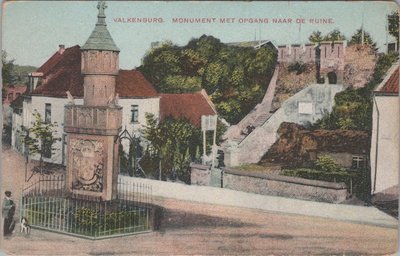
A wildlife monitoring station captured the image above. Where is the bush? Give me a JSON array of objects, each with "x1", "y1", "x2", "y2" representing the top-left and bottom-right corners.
[
  {"x1": 288, "y1": 62, "x2": 307, "y2": 75},
  {"x1": 314, "y1": 155, "x2": 345, "y2": 173}
]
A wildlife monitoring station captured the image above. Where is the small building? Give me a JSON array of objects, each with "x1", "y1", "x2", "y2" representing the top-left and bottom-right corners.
[
  {"x1": 370, "y1": 63, "x2": 399, "y2": 198},
  {"x1": 3, "y1": 84, "x2": 27, "y2": 106},
  {"x1": 160, "y1": 90, "x2": 216, "y2": 127}
]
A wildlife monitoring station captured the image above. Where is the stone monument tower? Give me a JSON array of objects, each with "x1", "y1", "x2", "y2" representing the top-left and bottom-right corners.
[{"x1": 64, "y1": 1, "x2": 122, "y2": 200}]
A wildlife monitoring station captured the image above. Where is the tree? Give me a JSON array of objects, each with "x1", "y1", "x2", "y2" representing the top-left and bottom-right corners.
[
  {"x1": 2, "y1": 50, "x2": 17, "y2": 86},
  {"x1": 388, "y1": 11, "x2": 399, "y2": 46},
  {"x1": 138, "y1": 35, "x2": 277, "y2": 124},
  {"x1": 143, "y1": 113, "x2": 201, "y2": 182},
  {"x1": 324, "y1": 29, "x2": 346, "y2": 41},
  {"x1": 22, "y1": 110, "x2": 61, "y2": 173},
  {"x1": 348, "y1": 29, "x2": 377, "y2": 49},
  {"x1": 315, "y1": 51, "x2": 398, "y2": 131},
  {"x1": 309, "y1": 31, "x2": 323, "y2": 43}
]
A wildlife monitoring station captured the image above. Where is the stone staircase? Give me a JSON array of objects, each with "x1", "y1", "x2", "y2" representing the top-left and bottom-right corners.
[
  {"x1": 223, "y1": 84, "x2": 344, "y2": 167},
  {"x1": 253, "y1": 112, "x2": 272, "y2": 127},
  {"x1": 223, "y1": 65, "x2": 280, "y2": 145}
]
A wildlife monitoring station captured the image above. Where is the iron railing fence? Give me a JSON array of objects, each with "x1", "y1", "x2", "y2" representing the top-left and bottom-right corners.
[
  {"x1": 22, "y1": 174, "x2": 66, "y2": 197},
  {"x1": 20, "y1": 175, "x2": 153, "y2": 239}
]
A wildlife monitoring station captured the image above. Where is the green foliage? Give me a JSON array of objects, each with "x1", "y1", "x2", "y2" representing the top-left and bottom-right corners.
[
  {"x1": 315, "y1": 52, "x2": 398, "y2": 131},
  {"x1": 308, "y1": 29, "x2": 346, "y2": 43},
  {"x1": 22, "y1": 110, "x2": 61, "y2": 170},
  {"x1": 324, "y1": 29, "x2": 346, "y2": 41},
  {"x1": 143, "y1": 113, "x2": 201, "y2": 181},
  {"x1": 316, "y1": 88, "x2": 372, "y2": 130},
  {"x1": 2, "y1": 50, "x2": 17, "y2": 85},
  {"x1": 315, "y1": 155, "x2": 345, "y2": 173},
  {"x1": 309, "y1": 31, "x2": 323, "y2": 43},
  {"x1": 73, "y1": 207, "x2": 146, "y2": 235},
  {"x1": 348, "y1": 29, "x2": 376, "y2": 48},
  {"x1": 287, "y1": 62, "x2": 307, "y2": 75},
  {"x1": 1, "y1": 50, "x2": 35, "y2": 87},
  {"x1": 388, "y1": 11, "x2": 399, "y2": 45},
  {"x1": 139, "y1": 35, "x2": 277, "y2": 124},
  {"x1": 368, "y1": 52, "x2": 399, "y2": 89},
  {"x1": 142, "y1": 113, "x2": 226, "y2": 181},
  {"x1": 119, "y1": 137, "x2": 145, "y2": 177}
]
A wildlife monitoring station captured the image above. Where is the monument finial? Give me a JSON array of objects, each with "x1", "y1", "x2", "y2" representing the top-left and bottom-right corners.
[{"x1": 97, "y1": 1, "x2": 107, "y2": 18}]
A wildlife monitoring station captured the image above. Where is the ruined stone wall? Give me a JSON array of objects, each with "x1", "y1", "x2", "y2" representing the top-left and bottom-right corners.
[{"x1": 277, "y1": 41, "x2": 346, "y2": 68}]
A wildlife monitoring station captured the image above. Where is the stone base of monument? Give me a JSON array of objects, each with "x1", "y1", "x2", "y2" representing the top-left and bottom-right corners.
[{"x1": 20, "y1": 174, "x2": 157, "y2": 239}]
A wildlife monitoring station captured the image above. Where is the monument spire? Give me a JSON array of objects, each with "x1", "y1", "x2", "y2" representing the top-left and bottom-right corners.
[
  {"x1": 96, "y1": 1, "x2": 107, "y2": 25},
  {"x1": 65, "y1": 1, "x2": 122, "y2": 201},
  {"x1": 81, "y1": 1, "x2": 119, "y2": 52}
]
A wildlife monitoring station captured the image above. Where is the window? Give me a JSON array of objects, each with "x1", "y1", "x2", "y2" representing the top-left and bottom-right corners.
[
  {"x1": 352, "y1": 155, "x2": 366, "y2": 169},
  {"x1": 43, "y1": 141, "x2": 52, "y2": 159},
  {"x1": 45, "y1": 103, "x2": 51, "y2": 123},
  {"x1": 130, "y1": 105, "x2": 139, "y2": 123}
]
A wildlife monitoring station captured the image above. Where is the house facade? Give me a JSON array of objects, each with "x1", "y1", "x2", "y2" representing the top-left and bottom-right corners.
[
  {"x1": 370, "y1": 63, "x2": 399, "y2": 197},
  {"x1": 11, "y1": 47, "x2": 215, "y2": 165}
]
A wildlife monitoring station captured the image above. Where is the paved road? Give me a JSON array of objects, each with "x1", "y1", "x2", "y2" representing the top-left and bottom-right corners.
[
  {"x1": 0, "y1": 147, "x2": 398, "y2": 255},
  {"x1": 120, "y1": 176, "x2": 398, "y2": 229}
]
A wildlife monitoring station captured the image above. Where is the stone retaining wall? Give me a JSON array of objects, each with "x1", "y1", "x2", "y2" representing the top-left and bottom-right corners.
[{"x1": 223, "y1": 168, "x2": 348, "y2": 203}]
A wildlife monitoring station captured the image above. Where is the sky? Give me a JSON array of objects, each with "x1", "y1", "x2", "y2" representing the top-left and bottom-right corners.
[{"x1": 2, "y1": 1, "x2": 398, "y2": 69}]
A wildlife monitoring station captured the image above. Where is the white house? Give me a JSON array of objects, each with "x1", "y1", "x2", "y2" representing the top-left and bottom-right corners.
[
  {"x1": 370, "y1": 63, "x2": 399, "y2": 199},
  {"x1": 11, "y1": 44, "x2": 216, "y2": 165}
]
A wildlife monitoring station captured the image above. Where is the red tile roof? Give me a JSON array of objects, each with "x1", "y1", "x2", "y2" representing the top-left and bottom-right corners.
[
  {"x1": 29, "y1": 45, "x2": 218, "y2": 127},
  {"x1": 116, "y1": 70, "x2": 157, "y2": 97},
  {"x1": 32, "y1": 45, "x2": 83, "y2": 97},
  {"x1": 31, "y1": 46, "x2": 157, "y2": 98},
  {"x1": 160, "y1": 91, "x2": 216, "y2": 127},
  {"x1": 377, "y1": 65, "x2": 399, "y2": 94},
  {"x1": 37, "y1": 45, "x2": 80, "y2": 77}
]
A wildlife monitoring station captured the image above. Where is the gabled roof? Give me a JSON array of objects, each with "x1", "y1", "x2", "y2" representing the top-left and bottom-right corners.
[
  {"x1": 37, "y1": 45, "x2": 81, "y2": 76},
  {"x1": 226, "y1": 40, "x2": 276, "y2": 50},
  {"x1": 116, "y1": 70, "x2": 157, "y2": 97},
  {"x1": 375, "y1": 63, "x2": 399, "y2": 95},
  {"x1": 160, "y1": 90, "x2": 216, "y2": 127},
  {"x1": 31, "y1": 46, "x2": 157, "y2": 98},
  {"x1": 33, "y1": 45, "x2": 83, "y2": 97}
]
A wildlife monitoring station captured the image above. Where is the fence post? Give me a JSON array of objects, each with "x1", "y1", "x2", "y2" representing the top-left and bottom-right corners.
[{"x1": 350, "y1": 177, "x2": 353, "y2": 195}]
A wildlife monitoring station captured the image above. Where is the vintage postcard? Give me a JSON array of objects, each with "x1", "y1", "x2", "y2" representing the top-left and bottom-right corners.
[{"x1": 1, "y1": 1, "x2": 399, "y2": 255}]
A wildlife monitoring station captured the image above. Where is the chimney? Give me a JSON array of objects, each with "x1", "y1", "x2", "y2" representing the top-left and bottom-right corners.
[{"x1": 58, "y1": 44, "x2": 65, "y2": 54}]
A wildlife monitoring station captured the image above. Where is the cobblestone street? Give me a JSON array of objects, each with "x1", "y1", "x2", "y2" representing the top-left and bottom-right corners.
[{"x1": 1, "y1": 147, "x2": 398, "y2": 255}]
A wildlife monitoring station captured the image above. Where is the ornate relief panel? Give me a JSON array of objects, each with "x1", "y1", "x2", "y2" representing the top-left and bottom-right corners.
[{"x1": 69, "y1": 138, "x2": 105, "y2": 192}]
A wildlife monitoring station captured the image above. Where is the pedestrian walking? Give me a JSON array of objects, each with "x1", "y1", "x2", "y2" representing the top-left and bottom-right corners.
[{"x1": 2, "y1": 191, "x2": 16, "y2": 236}]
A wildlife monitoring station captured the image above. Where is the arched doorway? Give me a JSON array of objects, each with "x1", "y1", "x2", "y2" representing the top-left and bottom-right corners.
[{"x1": 327, "y1": 71, "x2": 337, "y2": 84}]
